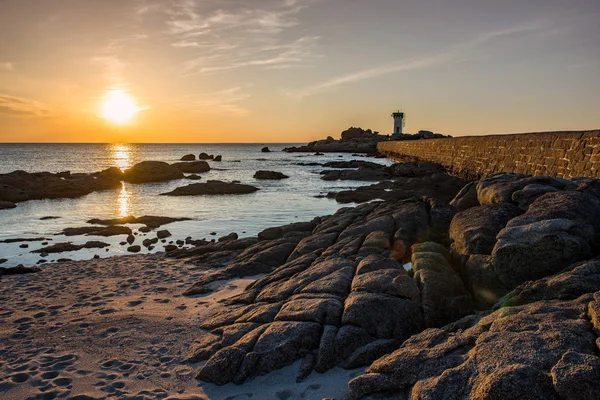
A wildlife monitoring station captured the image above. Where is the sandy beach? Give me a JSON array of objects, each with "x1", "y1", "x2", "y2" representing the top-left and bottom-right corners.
[{"x1": 0, "y1": 253, "x2": 363, "y2": 400}]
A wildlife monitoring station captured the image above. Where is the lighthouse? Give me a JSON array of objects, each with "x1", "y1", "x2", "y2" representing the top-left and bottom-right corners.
[{"x1": 392, "y1": 111, "x2": 405, "y2": 134}]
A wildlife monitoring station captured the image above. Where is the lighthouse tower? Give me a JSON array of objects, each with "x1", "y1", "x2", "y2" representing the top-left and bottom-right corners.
[{"x1": 392, "y1": 111, "x2": 405, "y2": 134}]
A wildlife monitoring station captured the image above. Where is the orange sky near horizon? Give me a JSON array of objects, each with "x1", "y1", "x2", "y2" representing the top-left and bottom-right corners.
[{"x1": 1, "y1": 0, "x2": 599, "y2": 143}]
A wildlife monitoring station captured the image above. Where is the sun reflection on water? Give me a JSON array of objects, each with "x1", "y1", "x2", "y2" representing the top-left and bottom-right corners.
[
  {"x1": 117, "y1": 182, "x2": 131, "y2": 218},
  {"x1": 111, "y1": 143, "x2": 133, "y2": 172}
]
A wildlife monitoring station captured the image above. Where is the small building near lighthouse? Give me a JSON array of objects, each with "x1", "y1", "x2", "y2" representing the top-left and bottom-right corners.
[{"x1": 392, "y1": 111, "x2": 405, "y2": 134}]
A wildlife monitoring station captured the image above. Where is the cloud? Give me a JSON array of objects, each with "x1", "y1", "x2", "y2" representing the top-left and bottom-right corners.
[
  {"x1": 92, "y1": 34, "x2": 147, "y2": 87},
  {"x1": 0, "y1": 94, "x2": 51, "y2": 117},
  {"x1": 291, "y1": 21, "x2": 554, "y2": 98},
  {"x1": 142, "y1": 0, "x2": 322, "y2": 75},
  {"x1": 0, "y1": 62, "x2": 14, "y2": 72},
  {"x1": 169, "y1": 86, "x2": 252, "y2": 116}
]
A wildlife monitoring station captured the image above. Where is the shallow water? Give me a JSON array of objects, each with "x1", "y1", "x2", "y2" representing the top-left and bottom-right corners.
[{"x1": 0, "y1": 143, "x2": 392, "y2": 267}]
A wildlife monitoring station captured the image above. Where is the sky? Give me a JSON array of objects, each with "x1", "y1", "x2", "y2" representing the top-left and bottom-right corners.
[{"x1": 0, "y1": 0, "x2": 599, "y2": 143}]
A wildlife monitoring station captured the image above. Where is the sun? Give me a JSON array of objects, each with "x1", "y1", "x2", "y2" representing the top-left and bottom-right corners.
[{"x1": 100, "y1": 90, "x2": 141, "y2": 125}]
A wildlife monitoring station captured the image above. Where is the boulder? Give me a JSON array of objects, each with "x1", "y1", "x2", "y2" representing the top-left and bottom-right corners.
[
  {"x1": 219, "y1": 232, "x2": 239, "y2": 242},
  {"x1": 32, "y1": 241, "x2": 109, "y2": 253},
  {"x1": 86, "y1": 215, "x2": 190, "y2": 229},
  {"x1": 161, "y1": 181, "x2": 259, "y2": 196},
  {"x1": 450, "y1": 182, "x2": 480, "y2": 211},
  {"x1": 122, "y1": 161, "x2": 183, "y2": 183},
  {"x1": 180, "y1": 154, "x2": 196, "y2": 161},
  {"x1": 127, "y1": 245, "x2": 141, "y2": 253},
  {"x1": 492, "y1": 190, "x2": 600, "y2": 289},
  {"x1": 261, "y1": 147, "x2": 271, "y2": 153},
  {"x1": 258, "y1": 222, "x2": 316, "y2": 241},
  {"x1": 157, "y1": 230, "x2": 171, "y2": 239},
  {"x1": 214, "y1": 155, "x2": 222, "y2": 162},
  {"x1": 0, "y1": 200, "x2": 17, "y2": 209},
  {"x1": 321, "y1": 168, "x2": 390, "y2": 181},
  {"x1": 253, "y1": 171, "x2": 289, "y2": 180},
  {"x1": 348, "y1": 257, "x2": 600, "y2": 400},
  {"x1": 61, "y1": 225, "x2": 132, "y2": 237},
  {"x1": 199, "y1": 152, "x2": 214, "y2": 160},
  {"x1": 186, "y1": 174, "x2": 202, "y2": 180},
  {"x1": 450, "y1": 203, "x2": 522, "y2": 256},
  {"x1": 341, "y1": 127, "x2": 374, "y2": 142},
  {"x1": 164, "y1": 244, "x2": 178, "y2": 252},
  {"x1": 476, "y1": 173, "x2": 574, "y2": 206},
  {"x1": 0, "y1": 169, "x2": 122, "y2": 204},
  {"x1": 170, "y1": 161, "x2": 210, "y2": 174}
]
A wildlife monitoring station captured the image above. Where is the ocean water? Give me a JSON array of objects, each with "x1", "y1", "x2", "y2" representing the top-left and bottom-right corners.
[{"x1": 0, "y1": 143, "x2": 392, "y2": 267}]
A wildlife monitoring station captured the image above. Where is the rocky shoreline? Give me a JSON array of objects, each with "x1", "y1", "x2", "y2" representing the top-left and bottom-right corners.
[{"x1": 1, "y1": 143, "x2": 600, "y2": 399}]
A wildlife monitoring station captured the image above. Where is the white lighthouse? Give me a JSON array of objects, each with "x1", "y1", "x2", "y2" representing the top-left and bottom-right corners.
[{"x1": 392, "y1": 111, "x2": 405, "y2": 134}]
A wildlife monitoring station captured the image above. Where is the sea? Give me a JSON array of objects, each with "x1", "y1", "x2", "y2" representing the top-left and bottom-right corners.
[{"x1": 0, "y1": 143, "x2": 392, "y2": 267}]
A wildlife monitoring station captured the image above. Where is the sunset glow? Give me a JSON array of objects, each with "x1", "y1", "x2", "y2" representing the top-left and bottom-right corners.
[
  {"x1": 0, "y1": 1, "x2": 598, "y2": 142},
  {"x1": 100, "y1": 90, "x2": 141, "y2": 126}
]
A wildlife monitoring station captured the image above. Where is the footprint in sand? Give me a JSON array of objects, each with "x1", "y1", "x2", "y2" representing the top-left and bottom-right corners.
[
  {"x1": 96, "y1": 327, "x2": 119, "y2": 339},
  {"x1": 127, "y1": 300, "x2": 143, "y2": 307},
  {"x1": 9, "y1": 372, "x2": 30, "y2": 383}
]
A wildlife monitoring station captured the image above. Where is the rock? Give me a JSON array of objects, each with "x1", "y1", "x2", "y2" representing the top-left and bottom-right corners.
[
  {"x1": 492, "y1": 190, "x2": 600, "y2": 289},
  {"x1": 19, "y1": 244, "x2": 28, "y2": 248},
  {"x1": 512, "y1": 183, "x2": 559, "y2": 210},
  {"x1": 323, "y1": 160, "x2": 383, "y2": 169},
  {"x1": 86, "y1": 215, "x2": 190, "y2": 229},
  {"x1": 348, "y1": 255, "x2": 600, "y2": 400},
  {"x1": 127, "y1": 234, "x2": 135, "y2": 244},
  {"x1": 0, "y1": 265, "x2": 41, "y2": 275},
  {"x1": 122, "y1": 161, "x2": 183, "y2": 183},
  {"x1": 157, "y1": 230, "x2": 171, "y2": 239},
  {"x1": 0, "y1": 237, "x2": 51, "y2": 243},
  {"x1": 450, "y1": 182, "x2": 480, "y2": 211},
  {"x1": 219, "y1": 232, "x2": 238, "y2": 242},
  {"x1": 388, "y1": 161, "x2": 445, "y2": 177},
  {"x1": 186, "y1": 174, "x2": 202, "y2": 180},
  {"x1": 476, "y1": 173, "x2": 574, "y2": 206},
  {"x1": 214, "y1": 155, "x2": 222, "y2": 162},
  {"x1": 181, "y1": 154, "x2": 196, "y2": 161},
  {"x1": 328, "y1": 171, "x2": 465, "y2": 204},
  {"x1": 199, "y1": 152, "x2": 214, "y2": 160},
  {"x1": 0, "y1": 200, "x2": 16, "y2": 209},
  {"x1": 164, "y1": 244, "x2": 178, "y2": 252},
  {"x1": 341, "y1": 127, "x2": 375, "y2": 142},
  {"x1": 32, "y1": 241, "x2": 109, "y2": 253},
  {"x1": 342, "y1": 292, "x2": 423, "y2": 340},
  {"x1": 171, "y1": 161, "x2": 211, "y2": 173},
  {"x1": 253, "y1": 171, "x2": 289, "y2": 180},
  {"x1": 125, "y1": 245, "x2": 140, "y2": 253},
  {"x1": 185, "y1": 198, "x2": 484, "y2": 385},
  {"x1": 0, "y1": 258, "x2": 6, "y2": 264},
  {"x1": 258, "y1": 222, "x2": 316, "y2": 241},
  {"x1": 261, "y1": 147, "x2": 271, "y2": 153},
  {"x1": 412, "y1": 243, "x2": 473, "y2": 327},
  {"x1": 551, "y1": 350, "x2": 600, "y2": 400},
  {"x1": 161, "y1": 181, "x2": 259, "y2": 196},
  {"x1": 61, "y1": 225, "x2": 132, "y2": 237},
  {"x1": 450, "y1": 203, "x2": 522, "y2": 256},
  {"x1": 0, "y1": 168, "x2": 122, "y2": 205},
  {"x1": 321, "y1": 168, "x2": 389, "y2": 181}
]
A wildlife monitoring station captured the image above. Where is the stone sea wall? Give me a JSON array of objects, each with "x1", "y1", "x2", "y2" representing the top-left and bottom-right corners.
[{"x1": 378, "y1": 130, "x2": 600, "y2": 179}]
